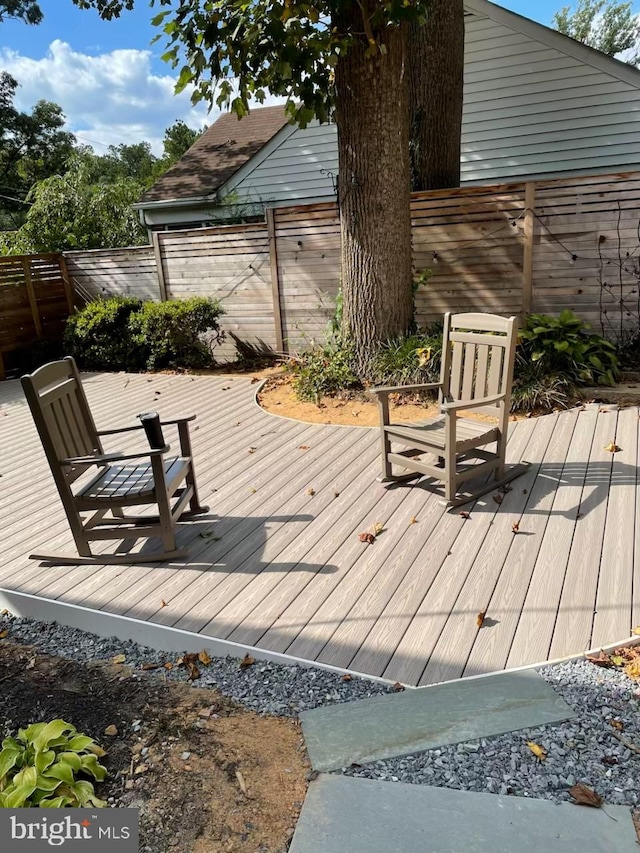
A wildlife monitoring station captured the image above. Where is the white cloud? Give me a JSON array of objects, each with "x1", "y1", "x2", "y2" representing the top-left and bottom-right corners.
[{"x1": 0, "y1": 40, "x2": 285, "y2": 154}]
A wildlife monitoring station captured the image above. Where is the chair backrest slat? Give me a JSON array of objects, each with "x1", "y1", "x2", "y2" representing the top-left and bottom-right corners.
[
  {"x1": 475, "y1": 344, "x2": 490, "y2": 399},
  {"x1": 22, "y1": 357, "x2": 103, "y2": 487},
  {"x1": 449, "y1": 340, "x2": 464, "y2": 401},
  {"x1": 486, "y1": 346, "x2": 505, "y2": 397}
]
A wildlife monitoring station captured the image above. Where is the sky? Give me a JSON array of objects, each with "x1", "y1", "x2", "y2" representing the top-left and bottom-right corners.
[{"x1": 0, "y1": 0, "x2": 634, "y2": 155}]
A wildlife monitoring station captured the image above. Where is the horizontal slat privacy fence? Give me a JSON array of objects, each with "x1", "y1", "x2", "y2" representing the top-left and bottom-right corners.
[
  {"x1": 0, "y1": 253, "x2": 73, "y2": 379},
  {"x1": 5, "y1": 169, "x2": 639, "y2": 376}
]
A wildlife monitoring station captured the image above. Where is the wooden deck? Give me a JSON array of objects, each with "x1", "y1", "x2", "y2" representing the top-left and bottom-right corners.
[{"x1": 1, "y1": 372, "x2": 638, "y2": 686}]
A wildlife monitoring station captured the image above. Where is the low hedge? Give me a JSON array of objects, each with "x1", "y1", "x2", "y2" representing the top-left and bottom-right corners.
[{"x1": 64, "y1": 296, "x2": 224, "y2": 371}]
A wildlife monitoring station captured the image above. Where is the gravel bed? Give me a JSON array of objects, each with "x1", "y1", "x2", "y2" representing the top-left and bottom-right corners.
[
  {"x1": 344, "y1": 659, "x2": 640, "y2": 807},
  {"x1": 0, "y1": 613, "x2": 393, "y2": 715}
]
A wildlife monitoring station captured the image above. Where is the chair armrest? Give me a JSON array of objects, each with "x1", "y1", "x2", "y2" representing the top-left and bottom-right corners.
[
  {"x1": 97, "y1": 414, "x2": 196, "y2": 436},
  {"x1": 61, "y1": 446, "x2": 170, "y2": 466},
  {"x1": 441, "y1": 393, "x2": 505, "y2": 412},
  {"x1": 369, "y1": 382, "x2": 442, "y2": 398}
]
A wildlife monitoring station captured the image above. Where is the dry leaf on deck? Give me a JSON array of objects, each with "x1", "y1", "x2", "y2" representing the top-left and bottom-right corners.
[
  {"x1": 459, "y1": 511, "x2": 471, "y2": 520},
  {"x1": 306, "y1": 487, "x2": 316, "y2": 496},
  {"x1": 526, "y1": 741, "x2": 547, "y2": 761},
  {"x1": 604, "y1": 442, "x2": 621, "y2": 453},
  {"x1": 240, "y1": 653, "x2": 255, "y2": 669},
  {"x1": 160, "y1": 599, "x2": 168, "y2": 608},
  {"x1": 585, "y1": 650, "x2": 614, "y2": 668},
  {"x1": 373, "y1": 522, "x2": 384, "y2": 536},
  {"x1": 512, "y1": 522, "x2": 520, "y2": 533},
  {"x1": 199, "y1": 531, "x2": 220, "y2": 541},
  {"x1": 250, "y1": 377, "x2": 260, "y2": 384},
  {"x1": 299, "y1": 445, "x2": 310, "y2": 451},
  {"x1": 569, "y1": 784, "x2": 602, "y2": 807},
  {"x1": 359, "y1": 532, "x2": 375, "y2": 544},
  {"x1": 476, "y1": 611, "x2": 486, "y2": 628},
  {"x1": 409, "y1": 516, "x2": 418, "y2": 525},
  {"x1": 333, "y1": 491, "x2": 340, "y2": 498},
  {"x1": 111, "y1": 653, "x2": 126, "y2": 665},
  {"x1": 198, "y1": 649, "x2": 212, "y2": 666}
]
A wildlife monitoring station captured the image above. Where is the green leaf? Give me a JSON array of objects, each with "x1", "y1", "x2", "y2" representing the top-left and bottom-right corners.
[
  {"x1": 33, "y1": 720, "x2": 75, "y2": 754},
  {"x1": 67, "y1": 736, "x2": 95, "y2": 754},
  {"x1": 2, "y1": 783, "x2": 37, "y2": 808},
  {"x1": 554, "y1": 340, "x2": 569, "y2": 352},
  {"x1": 151, "y1": 10, "x2": 170, "y2": 26},
  {"x1": 40, "y1": 796, "x2": 73, "y2": 808},
  {"x1": 35, "y1": 749, "x2": 56, "y2": 774},
  {"x1": 0, "y1": 748, "x2": 22, "y2": 781},
  {"x1": 531, "y1": 351, "x2": 544, "y2": 362},
  {"x1": 13, "y1": 766, "x2": 38, "y2": 788},
  {"x1": 80, "y1": 754, "x2": 107, "y2": 781},
  {"x1": 43, "y1": 760, "x2": 75, "y2": 785}
]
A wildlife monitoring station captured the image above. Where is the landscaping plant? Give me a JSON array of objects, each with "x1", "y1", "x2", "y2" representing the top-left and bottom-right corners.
[
  {"x1": 0, "y1": 720, "x2": 107, "y2": 808},
  {"x1": 65, "y1": 295, "x2": 225, "y2": 372}
]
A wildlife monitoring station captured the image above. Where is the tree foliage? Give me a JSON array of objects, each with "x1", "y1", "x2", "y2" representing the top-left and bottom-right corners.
[
  {"x1": 553, "y1": 0, "x2": 640, "y2": 64},
  {"x1": 0, "y1": 0, "x2": 42, "y2": 23},
  {"x1": 163, "y1": 119, "x2": 204, "y2": 165},
  {"x1": 0, "y1": 154, "x2": 147, "y2": 254}
]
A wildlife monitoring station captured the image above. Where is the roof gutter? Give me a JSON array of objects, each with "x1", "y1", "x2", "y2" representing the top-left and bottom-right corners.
[{"x1": 132, "y1": 193, "x2": 220, "y2": 211}]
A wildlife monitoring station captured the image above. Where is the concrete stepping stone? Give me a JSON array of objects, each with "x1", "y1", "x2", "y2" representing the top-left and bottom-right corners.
[
  {"x1": 289, "y1": 775, "x2": 637, "y2": 853},
  {"x1": 300, "y1": 670, "x2": 573, "y2": 771}
]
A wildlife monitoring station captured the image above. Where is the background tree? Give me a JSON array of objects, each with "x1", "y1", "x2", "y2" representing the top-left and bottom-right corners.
[
  {"x1": 0, "y1": 72, "x2": 75, "y2": 228},
  {"x1": 409, "y1": 0, "x2": 465, "y2": 191},
  {"x1": 0, "y1": 153, "x2": 146, "y2": 254},
  {"x1": 0, "y1": 0, "x2": 133, "y2": 22},
  {"x1": 553, "y1": 0, "x2": 640, "y2": 64},
  {"x1": 162, "y1": 119, "x2": 205, "y2": 166}
]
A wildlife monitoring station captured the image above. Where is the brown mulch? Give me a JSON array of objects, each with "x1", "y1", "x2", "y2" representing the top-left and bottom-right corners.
[{"x1": 0, "y1": 642, "x2": 308, "y2": 853}]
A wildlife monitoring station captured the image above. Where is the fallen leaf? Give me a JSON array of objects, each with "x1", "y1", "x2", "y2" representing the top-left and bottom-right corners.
[
  {"x1": 604, "y1": 442, "x2": 621, "y2": 453},
  {"x1": 459, "y1": 511, "x2": 470, "y2": 520},
  {"x1": 333, "y1": 491, "x2": 340, "y2": 498},
  {"x1": 250, "y1": 377, "x2": 260, "y2": 384},
  {"x1": 198, "y1": 649, "x2": 212, "y2": 666},
  {"x1": 240, "y1": 653, "x2": 255, "y2": 669},
  {"x1": 476, "y1": 611, "x2": 486, "y2": 628},
  {"x1": 359, "y1": 532, "x2": 375, "y2": 544},
  {"x1": 342, "y1": 674, "x2": 352, "y2": 682},
  {"x1": 512, "y1": 522, "x2": 520, "y2": 533},
  {"x1": 160, "y1": 599, "x2": 168, "y2": 608},
  {"x1": 1, "y1": 609, "x2": 9, "y2": 616},
  {"x1": 141, "y1": 663, "x2": 161, "y2": 671},
  {"x1": 625, "y1": 659, "x2": 640, "y2": 680},
  {"x1": 632, "y1": 626, "x2": 640, "y2": 635},
  {"x1": 409, "y1": 516, "x2": 418, "y2": 525},
  {"x1": 585, "y1": 650, "x2": 614, "y2": 668},
  {"x1": 527, "y1": 741, "x2": 547, "y2": 761},
  {"x1": 178, "y1": 652, "x2": 200, "y2": 680},
  {"x1": 392, "y1": 682, "x2": 405, "y2": 692},
  {"x1": 111, "y1": 653, "x2": 126, "y2": 665},
  {"x1": 249, "y1": 488, "x2": 257, "y2": 493},
  {"x1": 609, "y1": 719, "x2": 624, "y2": 731},
  {"x1": 306, "y1": 487, "x2": 316, "y2": 496},
  {"x1": 134, "y1": 763, "x2": 149, "y2": 775},
  {"x1": 611, "y1": 655, "x2": 624, "y2": 666},
  {"x1": 163, "y1": 662, "x2": 173, "y2": 671},
  {"x1": 247, "y1": 446, "x2": 257, "y2": 454},
  {"x1": 0, "y1": 628, "x2": 8, "y2": 639},
  {"x1": 235, "y1": 769, "x2": 248, "y2": 795},
  {"x1": 493, "y1": 494, "x2": 503, "y2": 505},
  {"x1": 299, "y1": 445, "x2": 310, "y2": 451},
  {"x1": 104, "y1": 725, "x2": 118, "y2": 737},
  {"x1": 569, "y1": 783, "x2": 602, "y2": 807},
  {"x1": 373, "y1": 522, "x2": 384, "y2": 536}
]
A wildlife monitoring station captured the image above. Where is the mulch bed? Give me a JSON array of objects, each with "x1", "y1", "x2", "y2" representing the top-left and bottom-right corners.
[{"x1": 0, "y1": 641, "x2": 308, "y2": 853}]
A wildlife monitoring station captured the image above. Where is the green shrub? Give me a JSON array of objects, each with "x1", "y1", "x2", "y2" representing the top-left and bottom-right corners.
[
  {"x1": 289, "y1": 343, "x2": 359, "y2": 403},
  {"x1": 0, "y1": 720, "x2": 107, "y2": 808},
  {"x1": 519, "y1": 310, "x2": 619, "y2": 387},
  {"x1": 65, "y1": 296, "x2": 225, "y2": 372},
  {"x1": 129, "y1": 297, "x2": 225, "y2": 370},
  {"x1": 64, "y1": 296, "x2": 143, "y2": 371},
  {"x1": 368, "y1": 329, "x2": 443, "y2": 387}
]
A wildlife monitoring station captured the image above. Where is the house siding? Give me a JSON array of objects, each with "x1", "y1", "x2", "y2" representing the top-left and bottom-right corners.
[{"x1": 225, "y1": 10, "x2": 640, "y2": 207}]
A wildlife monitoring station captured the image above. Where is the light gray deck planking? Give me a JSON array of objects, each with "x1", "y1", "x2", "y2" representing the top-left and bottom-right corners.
[{"x1": 0, "y1": 374, "x2": 638, "y2": 685}]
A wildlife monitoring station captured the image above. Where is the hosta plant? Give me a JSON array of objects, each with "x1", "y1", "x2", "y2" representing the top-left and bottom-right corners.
[{"x1": 0, "y1": 720, "x2": 107, "y2": 808}]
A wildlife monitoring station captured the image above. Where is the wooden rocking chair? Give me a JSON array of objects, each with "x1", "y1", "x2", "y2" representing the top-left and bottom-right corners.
[
  {"x1": 21, "y1": 356, "x2": 208, "y2": 564},
  {"x1": 370, "y1": 312, "x2": 529, "y2": 507}
]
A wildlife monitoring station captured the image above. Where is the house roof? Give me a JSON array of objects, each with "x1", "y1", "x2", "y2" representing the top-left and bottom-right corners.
[{"x1": 139, "y1": 105, "x2": 289, "y2": 204}]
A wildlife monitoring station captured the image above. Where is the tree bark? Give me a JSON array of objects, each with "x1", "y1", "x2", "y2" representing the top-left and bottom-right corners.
[
  {"x1": 334, "y1": 11, "x2": 413, "y2": 367},
  {"x1": 409, "y1": 0, "x2": 464, "y2": 190}
]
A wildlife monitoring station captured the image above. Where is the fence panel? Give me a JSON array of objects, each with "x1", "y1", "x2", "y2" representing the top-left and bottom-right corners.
[
  {"x1": 64, "y1": 246, "x2": 159, "y2": 303},
  {"x1": 159, "y1": 223, "x2": 274, "y2": 361}
]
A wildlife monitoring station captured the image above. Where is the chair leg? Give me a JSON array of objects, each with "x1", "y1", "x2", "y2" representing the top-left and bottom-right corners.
[
  {"x1": 495, "y1": 434, "x2": 507, "y2": 480},
  {"x1": 380, "y1": 431, "x2": 393, "y2": 480},
  {"x1": 443, "y1": 456, "x2": 457, "y2": 503},
  {"x1": 151, "y1": 456, "x2": 178, "y2": 553}
]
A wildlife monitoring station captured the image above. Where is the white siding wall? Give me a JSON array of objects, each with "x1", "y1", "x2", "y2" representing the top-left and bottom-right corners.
[{"x1": 227, "y1": 10, "x2": 640, "y2": 206}]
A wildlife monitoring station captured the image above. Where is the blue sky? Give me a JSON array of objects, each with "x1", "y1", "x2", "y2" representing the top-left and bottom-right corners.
[{"x1": 0, "y1": 0, "x2": 636, "y2": 153}]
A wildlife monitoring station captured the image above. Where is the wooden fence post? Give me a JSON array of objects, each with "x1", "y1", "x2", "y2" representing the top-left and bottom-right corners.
[
  {"x1": 522, "y1": 182, "x2": 536, "y2": 315},
  {"x1": 22, "y1": 257, "x2": 42, "y2": 338},
  {"x1": 152, "y1": 231, "x2": 168, "y2": 301},
  {"x1": 266, "y1": 207, "x2": 285, "y2": 353},
  {"x1": 58, "y1": 253, "x2": 74, "y2": 313}
]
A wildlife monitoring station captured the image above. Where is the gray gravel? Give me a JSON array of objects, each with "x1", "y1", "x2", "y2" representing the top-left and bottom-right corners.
[
  {"x1": 0, "y1": 613, "x2": 393, "y2": 715},
  {"x1": 2, "y1": 613, "x2": 639, "y2": 808},
  {"x1": 344, "y1": 659, "x2": 640, "y2": 807}
]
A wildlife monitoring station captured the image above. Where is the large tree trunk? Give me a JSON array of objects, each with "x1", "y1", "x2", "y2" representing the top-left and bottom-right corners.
[
  {"x1": 334, "y1": 11, "x2": 413, "y2": 368},
  {"x1": 410, "y1": 0, "x2": 464, "y2": 190}
]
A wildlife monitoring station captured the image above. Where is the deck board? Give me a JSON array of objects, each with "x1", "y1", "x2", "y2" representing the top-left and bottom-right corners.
[{"x1": 0, "y1": 373, "x2": 637, "y2": 686}]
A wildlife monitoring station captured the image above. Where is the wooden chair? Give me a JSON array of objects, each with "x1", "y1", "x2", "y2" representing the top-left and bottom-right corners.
[
  {"x1": 370, "y1": 312, "x2": 528, "y2": 507},
  {"x1": 21, "y1": 356, "x2": 208, "y2": 564}
]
